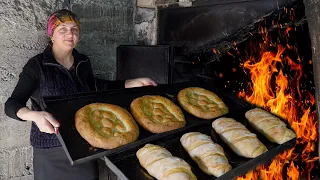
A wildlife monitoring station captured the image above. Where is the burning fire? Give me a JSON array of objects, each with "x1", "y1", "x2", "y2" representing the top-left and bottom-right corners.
[{"x1": 236, "y1": 24, "x2": 319, "y2": 180}]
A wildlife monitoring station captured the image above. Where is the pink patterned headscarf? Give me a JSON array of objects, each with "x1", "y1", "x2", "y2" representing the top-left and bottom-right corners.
[{"x1": 47, "y1": 9, "x2": 80, "y2": 37}]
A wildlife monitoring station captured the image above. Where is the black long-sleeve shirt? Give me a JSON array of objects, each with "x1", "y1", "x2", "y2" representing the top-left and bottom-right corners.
[
  {"x1": 4, "y1": 46, "x2": 125, "y2": 149},
  {"x1": 5, "y1": 56, "x2": 124, "y2": 121}
]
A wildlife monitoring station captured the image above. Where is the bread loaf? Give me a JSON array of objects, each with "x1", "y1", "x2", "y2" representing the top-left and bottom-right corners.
[
  {"x1": 75, "y1": 103, "x2": 139, "y2": 149},
  {"x1": 136, "y1": 144, "x2": 197, "y2": 180},
  {"x1": 245, "y1": 108, "x2": 296, "y2": 144},
  {"x1": 130, "y1": 95, "x2": 186, "y2": 133},
  {"x1": 212, "y1": 118, "x2": 268, "y2": 158},
  {"x1": 180, "y1": 132, "x2": 231, "y2": 177},
  {"x1": 177, "y1": 87, "x2": 228, "y2": 119}
]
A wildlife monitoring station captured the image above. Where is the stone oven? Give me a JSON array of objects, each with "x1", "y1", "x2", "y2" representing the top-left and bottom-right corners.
[{"x1": 129, "y1": 0, "x2": 320, "y2": 179}]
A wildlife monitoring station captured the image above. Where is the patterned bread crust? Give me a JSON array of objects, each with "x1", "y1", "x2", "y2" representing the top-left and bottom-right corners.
[
  {"x1": 178, "y1": 87, "x2": 228, "y2": 119},
  {"x1": 212, "y1": 117, "x2": 268, "y2": 158},
  {"x1": 75, "y1": 103, "x2": 139, "y2": 149},
  {"x1": 245, "y1": 108, "x2": 296, "y2": 144},
  {"x1": 130, "y1": 95, "x2": 186, "y2": 133},
  {"x1": 180, "y1": 132, "x2": 232, "y2": 177},
  {"x1": 136, "y1": 144, "x2": 197, "y2": 180}
]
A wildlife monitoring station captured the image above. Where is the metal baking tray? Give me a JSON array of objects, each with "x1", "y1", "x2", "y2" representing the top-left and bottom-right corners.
[
  {"x1": 104, "y1": 106, "x2": 296, "y2": 180},
  {"x1": 44, "y1": 81, "x2": 249, "y2": 165}
]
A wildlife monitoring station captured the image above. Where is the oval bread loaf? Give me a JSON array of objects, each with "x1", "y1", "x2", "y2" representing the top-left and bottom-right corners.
[
  {"x1": 212, "y1": 117, "x2": 268, "y2": 158},
  {"x1": 136, "y1": 144, "x2": 197, "y2": 180},
  {"x1": 180, "y1": 132, "x2": 232, "y2": 177}
]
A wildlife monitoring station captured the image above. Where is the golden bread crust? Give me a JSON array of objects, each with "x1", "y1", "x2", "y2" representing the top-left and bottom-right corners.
[
  {"x1": 212, "y1": 117, "x2": 268, "y2": 158},
  {"x1": 180, "y1": 132, "x2": 232, "y2": 177},
  {"x1": 245, "y1": 108, "x2": 296, "y2": 144},
  {"x1": 130, "y1": 95, "x2": 186, "y2": 133},
  {"x1": 178, "y1": 87, "x2": 228, "y2": 119},
  {"x1": 75, "y1": 103, "x2": 139, "y2": 149},
  {"x1": 136, "y1": 144, "x2": 197, "y2": 180}
]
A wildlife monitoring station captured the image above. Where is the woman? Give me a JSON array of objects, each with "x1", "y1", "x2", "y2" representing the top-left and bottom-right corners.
[{"x1": 4, "y1": 9, "x2": 156, "y2": 180}]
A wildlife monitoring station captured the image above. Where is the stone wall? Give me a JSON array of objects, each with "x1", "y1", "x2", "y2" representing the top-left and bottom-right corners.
[
  {"x1": 135, "y1": 7, "x2": 157, "y2": 45},
  {"x1": 71, "y1": 0, "x2": 136, "y2": 79},
  {"x1": 134, "y1": 0, "x2": 193, "y2": 45},
  {"x1": 0, "y1": 0, "x2": 137, "y2": 179}
]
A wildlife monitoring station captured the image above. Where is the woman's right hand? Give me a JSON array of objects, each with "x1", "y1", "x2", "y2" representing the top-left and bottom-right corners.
[
  {"x1": 17, "y1": 107, "x2": 60, "y2": 134},
  {"x1": 31, "y1": 111, "x2": 60, "y2": 134}
]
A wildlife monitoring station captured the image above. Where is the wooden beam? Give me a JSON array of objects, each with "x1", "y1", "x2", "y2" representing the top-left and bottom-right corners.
[{"x1": 303, "y1": 0, "x2": 320, "y2": 160}]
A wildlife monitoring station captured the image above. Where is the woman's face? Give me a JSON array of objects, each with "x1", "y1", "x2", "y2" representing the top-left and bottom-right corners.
[{"x1": 51, "y1": 21, "x2": 79, "y2": 51}]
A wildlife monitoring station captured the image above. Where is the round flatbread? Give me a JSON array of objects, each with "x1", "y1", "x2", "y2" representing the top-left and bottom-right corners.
[
  {"x1": 178, "y1": 87, "x2": 228, "y2": 119},
  {"x1": 75, "y1": 103, "x2": 139, "y2": 149},
  {"x1": 130, "y1": 95, "x2": 186, "y2": 133}
]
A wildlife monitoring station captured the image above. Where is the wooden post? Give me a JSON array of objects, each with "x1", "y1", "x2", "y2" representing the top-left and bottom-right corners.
[{"x1": 303, "y1": 0, "x2": 320, "y2": 160}]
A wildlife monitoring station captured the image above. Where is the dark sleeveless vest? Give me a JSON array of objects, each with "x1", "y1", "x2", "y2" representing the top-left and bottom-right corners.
[{"x1": 29, "y1": 46, "x2": 97, "y2": 148}]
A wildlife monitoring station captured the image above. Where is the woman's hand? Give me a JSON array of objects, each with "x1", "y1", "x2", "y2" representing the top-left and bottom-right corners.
[
  {"x1": 125, "y1": 77, "x2": 157, "y2": 88},
  {"x1": 31, "y1": 111, "x2": 60, "y2": 134},
  {"x1": 17, "y1": 107, "x2": 60, "y2": 134}
]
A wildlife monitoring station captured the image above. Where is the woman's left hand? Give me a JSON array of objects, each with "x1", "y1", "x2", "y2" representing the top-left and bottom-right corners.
[{"x1": 125, "y1": 77, "x2": 157, "y2": 88}]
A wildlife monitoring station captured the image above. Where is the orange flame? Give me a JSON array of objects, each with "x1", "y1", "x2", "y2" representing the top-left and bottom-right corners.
[
  {"x1": 236, "y1": 26, "x2": 318, "y2": 180},
  {"x1": 236, "y1": 170, "x2": 259, "y2": 180},
  {"x1": 287, "y1": 161, "x2": 300, "y2": 180}
]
